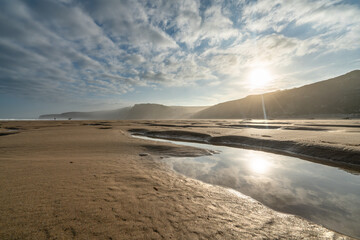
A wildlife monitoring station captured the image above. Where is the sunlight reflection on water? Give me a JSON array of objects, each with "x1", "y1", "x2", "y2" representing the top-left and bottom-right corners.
[
  {"x1": 248, "y1": 156, "x2": 270, "y2": 174},
  {"x1": 133, "y1": 135, "x2": 360, "y2": 238}
]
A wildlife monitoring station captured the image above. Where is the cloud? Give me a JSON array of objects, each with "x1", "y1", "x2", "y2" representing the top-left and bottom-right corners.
[
  {"x1": 80, "y1": 0, "x2": 178, "y2": 50},
  {"x1": 242, "y1": 0, "x2": 360, "y2": 51},
  {"x1": 172, "y1": 2, "x2": 240, "y2": 48},
  {"x1": 0, "y1": 0, "x2": 359, "y2": 107}
]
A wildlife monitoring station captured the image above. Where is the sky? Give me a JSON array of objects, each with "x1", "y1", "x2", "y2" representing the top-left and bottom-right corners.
[{"x1": 0, "y1": 0, "x2": 360, "y2": 118}]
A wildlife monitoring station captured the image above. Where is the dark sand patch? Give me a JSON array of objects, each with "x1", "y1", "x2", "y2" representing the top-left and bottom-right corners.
[
  {"x1": 303, "y1": 124, "x2": 360, "y2": 128},
  {"x1": 5, "y1": 127, "x2": 22, "y2": 130},
  {"x1": 129, "y1": 129, "x2": 212, "y2": 142},
  {"x1": 227, "y1": 124, "x2": 281, "y2": 129},
  {"x1": 98, "y1": 127, "x2": 113, "y2": 129},
  {"x1": 282, "y1": 126, "x2": 328, "y2": 131},
  {"x1": 239, "y1": 121, "x2": 291, "y2": 125},
  {"x1": 86, "y1": 123, "x2": 112, "y2": 126},
  {"x1": 0, "y1": 131, "x2": 19, "y2": 136}
]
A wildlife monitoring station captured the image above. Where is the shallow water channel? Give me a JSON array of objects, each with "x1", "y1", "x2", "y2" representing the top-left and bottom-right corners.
[{"x1": 134, "y1": 135, "x2": 360, "y2": 238}]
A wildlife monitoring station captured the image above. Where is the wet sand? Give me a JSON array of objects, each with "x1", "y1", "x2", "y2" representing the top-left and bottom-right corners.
[
  {"x1": 130, "y1": 119, "x2": 360, "y2": 172},
  {"x1": 0, "y1": 120, "x2": 358, "y2": 239}
]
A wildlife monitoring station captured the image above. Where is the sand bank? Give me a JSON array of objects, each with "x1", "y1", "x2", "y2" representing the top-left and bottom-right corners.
[
  {"x1": 0, "y1": 120, "x2": 355, "y2": 239},
  {"x1": 129, "y1": 119, "x2": 360, "y2": 172}
]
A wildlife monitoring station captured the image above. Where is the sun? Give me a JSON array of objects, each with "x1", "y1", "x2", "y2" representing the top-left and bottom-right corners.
[{"x1": 248, "y1": 67, "x2": 273, "y2": 89}]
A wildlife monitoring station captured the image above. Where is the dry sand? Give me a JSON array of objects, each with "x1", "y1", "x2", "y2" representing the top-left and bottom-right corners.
[{"x1": 0, "y1": 120, "x2": 357, "y2": 239}]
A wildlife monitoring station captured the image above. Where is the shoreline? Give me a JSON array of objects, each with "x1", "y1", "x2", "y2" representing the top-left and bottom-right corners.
[
  {"x1": 0, "y1": 120, "x2": 357, "y2": 239},
  {"x1": 129, "y1": 128, "x2": 360, "y2": 173}
]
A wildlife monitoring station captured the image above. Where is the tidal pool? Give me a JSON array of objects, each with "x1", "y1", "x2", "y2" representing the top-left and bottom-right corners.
[{"x1": 134, "y1": 135, "x2": 360, "y2": 238}]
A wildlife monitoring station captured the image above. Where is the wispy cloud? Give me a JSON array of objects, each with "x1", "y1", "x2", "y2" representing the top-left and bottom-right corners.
[{"x1": 0, "y1": 0, "x2": 359, "y2": 110}]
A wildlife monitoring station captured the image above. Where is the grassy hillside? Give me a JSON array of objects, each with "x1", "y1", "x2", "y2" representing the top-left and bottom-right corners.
[{"x1": 194, "y1": 70, "x2": 360, "y2": 119}]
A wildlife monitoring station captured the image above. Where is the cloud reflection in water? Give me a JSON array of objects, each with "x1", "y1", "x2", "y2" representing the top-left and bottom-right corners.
[{"x1": 164, "y1": 141, "x2": 360, "y2": 238}]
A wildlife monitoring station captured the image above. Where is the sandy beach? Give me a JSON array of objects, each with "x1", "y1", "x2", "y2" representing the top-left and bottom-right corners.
[
  {"x1": 0, "y1": 120, "x2": 358, "y2": 239},
  {"x1": 129, "y1": 119, "x2": 360, "y2": 172}
]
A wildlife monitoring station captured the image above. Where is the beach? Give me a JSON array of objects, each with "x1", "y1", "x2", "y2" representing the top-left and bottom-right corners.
[
  {"x1": 128, "y1": 119, "x2": 360, "y2": 172},
  {"x1": 0, "y1": 120, "x2": 358, "y2": 239}
]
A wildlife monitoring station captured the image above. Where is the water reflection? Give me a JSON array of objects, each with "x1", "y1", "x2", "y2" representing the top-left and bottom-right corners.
[
  {"x1": 134, "y1": 136, "x2": 360, "y2": 238},
  {"x1": 248, "y1": 155, "x2": 270, "y2": 174}
]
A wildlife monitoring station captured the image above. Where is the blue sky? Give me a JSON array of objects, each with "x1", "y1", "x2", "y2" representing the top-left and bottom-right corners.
[{"x1": 1, "y1": 0, "x2": 360, "y2": 118}]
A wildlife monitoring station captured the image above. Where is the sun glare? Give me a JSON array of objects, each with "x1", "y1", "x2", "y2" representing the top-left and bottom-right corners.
[
  {"x1": 249, "y1": 158, "x2": 269, "y2": 174},
  {"x1": 248, "y1": 67, "x2": 273, "y2": 89}
]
